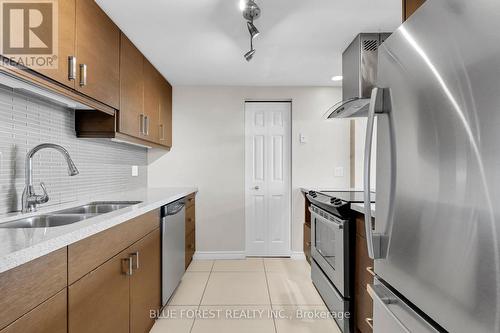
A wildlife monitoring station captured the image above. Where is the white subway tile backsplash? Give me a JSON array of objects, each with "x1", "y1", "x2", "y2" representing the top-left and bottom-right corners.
[{"x1": 0, "y1": 85, "x2": 147, "y2": 214}]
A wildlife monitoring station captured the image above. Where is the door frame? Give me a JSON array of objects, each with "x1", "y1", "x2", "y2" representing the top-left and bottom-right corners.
[{"x1": 244, "y1": 100, "x2": 293, "y2": 257}]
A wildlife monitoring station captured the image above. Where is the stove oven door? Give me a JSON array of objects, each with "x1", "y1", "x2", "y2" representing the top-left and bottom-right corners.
[{"x1": 310, "y1": 205, "x2": 347, "y2": 297}]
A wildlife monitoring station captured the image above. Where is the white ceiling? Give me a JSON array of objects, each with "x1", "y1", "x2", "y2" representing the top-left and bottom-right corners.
[{"x1": 96, "y1": 0, "x2": 401, "y2": 86}]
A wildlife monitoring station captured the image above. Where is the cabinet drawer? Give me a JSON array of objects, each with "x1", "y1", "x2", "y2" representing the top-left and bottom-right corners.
[
  {"x1": 185, "y1": 193, "x2": 195, "y2": 209},
  {"x1": 0, "y1": 289, "x2": 67, "y2": 333},
  {"x1": 0, "y1": 248, "x2": 67, "y2": 330},
  {"x1": 186, "y1": 206, "x2": 195, "y2": 236},
  {"x1": 68, "y1": 209, "x2": 160, "y2": 284}
]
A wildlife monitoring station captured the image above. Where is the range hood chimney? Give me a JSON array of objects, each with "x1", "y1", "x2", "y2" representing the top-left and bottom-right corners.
[{"x1": 326, "y1": 33, "x2": 390, "y2": 118}]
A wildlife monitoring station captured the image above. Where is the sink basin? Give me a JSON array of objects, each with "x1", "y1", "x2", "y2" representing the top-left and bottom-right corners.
[
  {"x1": 53, "y1": 201, "x2": 142, "y2": 215},
  {"x1": 0, "y1": 201, "x2": 142, "y2": 229},
  {"x1": 0, "y1": 214, "x2": 92, "y2": 229}
]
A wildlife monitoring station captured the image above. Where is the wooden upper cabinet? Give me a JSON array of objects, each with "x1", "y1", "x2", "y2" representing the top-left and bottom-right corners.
[
  {"x1": 403, "y1": 0, "x2": 426, "y2": 21},
  {"x1": 130, "y1": 229, "x2": 161, "y2": 333},
  {"x1": 119, "y1": 33, "x2": 144, "y2": 137},
  {"x1": 159, "y1": 78, "x2": 173, "y2": 147},
  {"x1": 75, "y1": 0, "x2": 120, "y2": 109},
  {"x1": 143, "y1": 59, "x2": 160, "y2": 143},
  {"x1": 36, "y1": 0, "x2": 76, "y2": 88}
]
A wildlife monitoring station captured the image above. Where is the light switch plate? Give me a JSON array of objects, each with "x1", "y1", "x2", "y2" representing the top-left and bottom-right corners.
[
  {"x1": 299, "y1": 133, "x2": 307, "y2": 144},
  {"x1": 131, "y1": 165, "x2": 139, "y2": 177}
]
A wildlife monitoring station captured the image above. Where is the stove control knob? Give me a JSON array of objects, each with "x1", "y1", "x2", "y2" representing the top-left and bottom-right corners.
[
  {"x1": 309, "y1": 191, "x2": 317, "y2": 197},
  {"x1": 330, "y1": 197, "x2": 337, "y2": 203}
]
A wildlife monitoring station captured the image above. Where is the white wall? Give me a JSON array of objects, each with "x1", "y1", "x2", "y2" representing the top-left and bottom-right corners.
[
  {"x1": 148, "y1": 86, "x2": 350, "y2": 254},
  {"x1": 353, "y1": 118, "x2": 377, "y2": 191}
]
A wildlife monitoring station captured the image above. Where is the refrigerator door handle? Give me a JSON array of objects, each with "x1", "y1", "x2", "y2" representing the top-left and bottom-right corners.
[{"x1": 364, "y1": 87, "x2": 383, "y2": 259}]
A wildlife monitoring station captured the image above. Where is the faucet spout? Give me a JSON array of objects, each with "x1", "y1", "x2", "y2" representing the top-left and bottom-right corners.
[{"x1": 22, "y1": 143, "x2": 79, "y2": 213}]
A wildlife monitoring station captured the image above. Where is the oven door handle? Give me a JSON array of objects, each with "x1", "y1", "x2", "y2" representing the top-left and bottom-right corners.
[{"x1": 309, "y1": 207, "x2": 343, "y2": 229}]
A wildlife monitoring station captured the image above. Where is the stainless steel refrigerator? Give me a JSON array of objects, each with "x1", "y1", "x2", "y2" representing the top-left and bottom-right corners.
[{"x1": 362, "y1": 0, "x2": 500, "y2": 332}]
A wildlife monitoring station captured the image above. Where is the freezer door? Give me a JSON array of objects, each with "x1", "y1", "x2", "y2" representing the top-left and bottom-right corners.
[
  {"x1": 372, "y1": 279, "x2": 438, "y2": 333},
  {"x1": 374, "y1": 0, "x2": 500, "y2": 332}
]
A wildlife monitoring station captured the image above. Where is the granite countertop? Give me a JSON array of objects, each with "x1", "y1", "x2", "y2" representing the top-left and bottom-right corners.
[{"x1": 0, "y1": 187, "x2": 197, "y2": 273}]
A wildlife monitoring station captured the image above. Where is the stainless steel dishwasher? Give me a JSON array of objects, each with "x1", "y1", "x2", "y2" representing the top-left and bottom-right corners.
[{"x1": 161, "y1": 198, "x2": 186, "y2": 306}]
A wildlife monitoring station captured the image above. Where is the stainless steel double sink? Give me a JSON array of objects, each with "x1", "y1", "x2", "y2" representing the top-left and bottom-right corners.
[{"x1": 0, "y1": 201, "x2": 142, "y2": 229}]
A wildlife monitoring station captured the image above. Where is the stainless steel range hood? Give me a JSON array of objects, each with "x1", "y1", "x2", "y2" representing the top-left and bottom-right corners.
[{"x1": 326, "y1": 33, "x2": 390, "y2": 119}]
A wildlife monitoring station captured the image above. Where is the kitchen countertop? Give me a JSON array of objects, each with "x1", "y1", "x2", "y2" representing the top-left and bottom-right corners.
[
  {"x1": 0, "y1": 187, "x2": 197, "y2": 274},
  {"x1": 351, "y1": 202, "x2": 376, "y2": 218}
]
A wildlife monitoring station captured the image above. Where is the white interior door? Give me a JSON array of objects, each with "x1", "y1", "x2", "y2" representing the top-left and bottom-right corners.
[{"x1": 245, "y1": 102, "x2": 291, "y2": 256}]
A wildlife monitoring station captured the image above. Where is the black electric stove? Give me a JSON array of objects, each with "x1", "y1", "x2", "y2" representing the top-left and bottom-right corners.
[{"x1": 306, "y1": 190, "x2": 375, "y2": 218}]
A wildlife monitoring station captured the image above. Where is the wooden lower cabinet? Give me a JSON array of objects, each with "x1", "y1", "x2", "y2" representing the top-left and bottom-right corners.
[
  {"x1": 69, "y1": 228, "x2": 161, "y2": 333},
  {"x1": 68, "y1": 249, "x2": 130, "y2": 333},
  {"x1": 130, "y1": 229, "x2": 161, "y2": 333},
  {"x1": 185, "y1": 195, "x2": 196, "y2": 268},
  {"x1": 303, "y1": 223, "x2": 311, "y2": 264},
  {"x1": 0, "y1": 289, "x2": 67, "y2": 333},
  {"x1": 354, "y1": 214, "x2": 374, "y2": 333}
]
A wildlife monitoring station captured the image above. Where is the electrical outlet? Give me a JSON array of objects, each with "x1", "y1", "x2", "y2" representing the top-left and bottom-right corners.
[
  {"x1": 334, "y1": 167, "x2": 344, "y2": 177},
  {"x1": 131, "y1": 165, "x2": 139, "y2": 177}
]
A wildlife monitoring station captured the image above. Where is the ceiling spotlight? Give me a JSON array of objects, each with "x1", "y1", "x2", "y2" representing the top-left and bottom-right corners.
[
  {"x1": 241, "y1": 0, "x2": 261, "y2": 61},
  {"x1": 247, "y1": 21, "x2": 260, "y2": 39},
  {"x1": 331, "y1": 75, "x2": 343, "y2": 81},
  {"x1": 244, "y1": 49, "x2": 256, "y2": 62}
]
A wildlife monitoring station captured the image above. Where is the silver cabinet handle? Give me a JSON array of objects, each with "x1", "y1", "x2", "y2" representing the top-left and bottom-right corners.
[
  {"x1": 122, "y1": 257, "x2": 133, "y2": 276},
  {"x1": 130, "y1": 252, "x2": 139, "y2": 270},
  {"x1": 79, "y1": 64, "x2": 87, "y2": 87},
  {"x1": 365, "y1": 318, "x2": 373, "y2": 329},
  {"x1": 160, "y1": 124, "x2": 165, "y2": 140},
  {"x1": 145, "y1": 116, "x2": 150, "y2": 135},
  {"x1": 139, "y1": 114, "x2": 145, "y2": 135},
  {"x1": 68, "y1": 56, "x2": 76, "y2": 81},
  {"x1": 364, "y1": 87, "x2": 381, "y2": 259}
]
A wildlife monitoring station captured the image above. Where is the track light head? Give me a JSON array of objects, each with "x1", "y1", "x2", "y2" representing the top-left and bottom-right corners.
[
  {"x1": 244, "y1": 49, "x2": 256, "y2": 62},
  {"x1": 247, "y1": 21, "x2": 260, "y2": 39},
  {"x1": 242, "y1": 0, "x2": 261, "y2": 21}
]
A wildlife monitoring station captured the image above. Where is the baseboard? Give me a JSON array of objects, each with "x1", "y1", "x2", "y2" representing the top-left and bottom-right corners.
[
  {"x1": 193, "y1": 251, "x2": 246, "y2": 260},
  {"x1": 290, "y1": 251, "x2": 306, "y2": 260}
]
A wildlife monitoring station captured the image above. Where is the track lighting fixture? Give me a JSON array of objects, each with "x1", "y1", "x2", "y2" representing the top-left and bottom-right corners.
[{"x1": 241, "y1": 0, "x2": 261, "y2": 61}]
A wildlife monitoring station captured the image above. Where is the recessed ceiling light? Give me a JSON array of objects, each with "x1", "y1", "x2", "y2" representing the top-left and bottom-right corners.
[{"x1": 331, "y1": 76, "x2": 343, "y2": 81}]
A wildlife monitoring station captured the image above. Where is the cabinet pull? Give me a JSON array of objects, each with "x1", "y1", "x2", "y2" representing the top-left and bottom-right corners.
[
  {"x1": 365, "y1": 318, "x2": 373, "y2": 329},
  {"x1": 145, "y1": 116, "x2": 150, "y2": 135},
  {"x1": 122, "y1": 257, "x2": 133, "y2": 276},
  {"x1": 366, "y1": 266, "x2": 375, "y2": 277},
  {"x1": 140, "y1": 114, "x2": 145, "y2": 135},
  {"x1": 68, "y1": 56, "x2": 76, "y2": 80},
  {"x1": 130, "y1": 252, "x2": 140, "y2": 270},
  {"x1": 159, "y1": 124, "x2": 165, "y2": 140},
  {"x1": 79, "y1": 64, "x2": 87, "y2": 87}
]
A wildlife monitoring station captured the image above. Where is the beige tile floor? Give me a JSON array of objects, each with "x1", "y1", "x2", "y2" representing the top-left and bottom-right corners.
[{"x1": 150, "y1": 258, "x2": 342, "y2": 333}]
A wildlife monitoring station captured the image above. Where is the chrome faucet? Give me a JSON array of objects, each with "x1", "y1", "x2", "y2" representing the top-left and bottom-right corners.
[{"x1": 22, "y1": 144, "x2": 79, "y2": 213}]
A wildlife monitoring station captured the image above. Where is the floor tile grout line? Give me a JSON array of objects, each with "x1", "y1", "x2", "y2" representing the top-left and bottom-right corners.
[
  {"x1": 263, "y1": 258, "x2": 278, "y2": 333},
  {"x1": 189, "y1": 260, "x2": 214, "y2": 333}
]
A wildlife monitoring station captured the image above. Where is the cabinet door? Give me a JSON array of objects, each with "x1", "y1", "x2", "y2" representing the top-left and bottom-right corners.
[
  {"x1": 119, "y1": 34, "x2": 143, "y2": 138},
  {"x1": 36, "y1": 0, "x2": 76, "y2": 88},
  {"x1": 69, "y1": 250, "x2": 130, "y2": 333},
  {"x1": 0, "y1": 289, "x2": 67, "y2": 333},
  {"x1": 158, "y1": 78, "x2": 172, "y2": 147},
  {"x1": 75, "y1": 0, "x2": 120, "y2": 108},
  {"x1": 130, "y1": 229, "x2": 161, "y2": 333},
  {"x1": 143, "y1": 59, "x2": 160, "y2": 143}
]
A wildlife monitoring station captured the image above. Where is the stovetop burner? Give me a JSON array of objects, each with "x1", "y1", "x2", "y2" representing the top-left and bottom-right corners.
[{"x1": 306, "y1": 190, "x2": 375, "y2": 218}]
